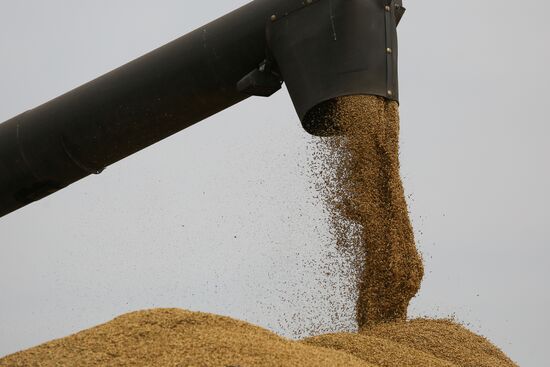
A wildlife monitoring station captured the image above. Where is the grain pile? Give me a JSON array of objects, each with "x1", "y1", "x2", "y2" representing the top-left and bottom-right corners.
[
  {"x1": 0, "y1": 309, "x2": 370, "y2": 367},
  {"x1": 304, "y1": 318, "x2": 518, "y2": 367},
  {"x1": 0, "y1": 309, "x2": 517, "y2": 367},
  {"x1": 312, "y1": 95, "x2": 424, "y2": 327},
  {"x1": 364, "y1": 319, "x2": 518, "y2": 367}
]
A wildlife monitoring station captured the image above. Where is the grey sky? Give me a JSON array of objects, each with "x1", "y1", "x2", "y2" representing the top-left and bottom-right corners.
[{"x1": 1, "y1": 1, "x2": 548, "y2": 366}]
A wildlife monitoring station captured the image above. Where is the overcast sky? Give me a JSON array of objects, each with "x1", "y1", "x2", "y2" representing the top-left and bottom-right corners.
[{"x1": 1, "y1": 1, "x2": 548, "y2": 366}]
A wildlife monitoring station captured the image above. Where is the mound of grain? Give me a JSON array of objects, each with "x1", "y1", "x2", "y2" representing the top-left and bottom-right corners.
[
  {"x1": 365, "y1": 319, "x2": 518, "y2": 367},
  {"x1": 0, "y1": 308, "x2": 371, "y2": 367},
  {"x1": 303, "y1": 332, "x2": 456, "y2": 367},
  {"x1": 0, "y1": 309, "x2": 517, "y2": 367},
  {"x1": 314, "y1": 95, "x2": 424, "y2": 328}
]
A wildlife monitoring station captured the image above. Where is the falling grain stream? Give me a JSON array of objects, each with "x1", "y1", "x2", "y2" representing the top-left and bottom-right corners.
[{"x1": 314, "y1": 95, "x2": 423, "y2": 328}]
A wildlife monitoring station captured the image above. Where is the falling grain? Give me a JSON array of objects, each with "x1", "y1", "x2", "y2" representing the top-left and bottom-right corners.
[{"x1": 313, "y1": 95, "x2": 424, "y2": 328}]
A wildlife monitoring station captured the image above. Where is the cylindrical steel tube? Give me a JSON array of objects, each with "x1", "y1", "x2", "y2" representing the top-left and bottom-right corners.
[{"x1": 0, "y1": 0, "x2": 284, "y2": 218}]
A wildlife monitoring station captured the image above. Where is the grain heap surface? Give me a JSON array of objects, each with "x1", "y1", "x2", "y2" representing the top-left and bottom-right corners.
[
  {"x1": 313, "y1": 95, "x2": 424, "y2": 327},
  {"x1": 304, "y1": 318, "x2": 518, "y2": 367},
  {"x1": 365, "y1": 319, "x2": 518, "y2": 367},
  {"x1": 0, "y1": 309, "x2": 517, "y2": 367},
  {"x1": 303, "y1": 332, "x2": 456, "y2": 367},
  {"x1": 0, "y1": 309, "x2": 371, "y2": 367}
]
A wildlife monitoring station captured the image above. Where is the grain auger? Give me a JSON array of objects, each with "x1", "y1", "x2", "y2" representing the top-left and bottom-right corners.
[{"x1": 0, "y1": 0, "x2": 404, "y2": 217}]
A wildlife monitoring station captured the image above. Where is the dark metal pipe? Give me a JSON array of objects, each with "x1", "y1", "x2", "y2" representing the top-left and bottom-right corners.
[{"x1": 0, "y1": 0, "x2": 404, "y2": 218}]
